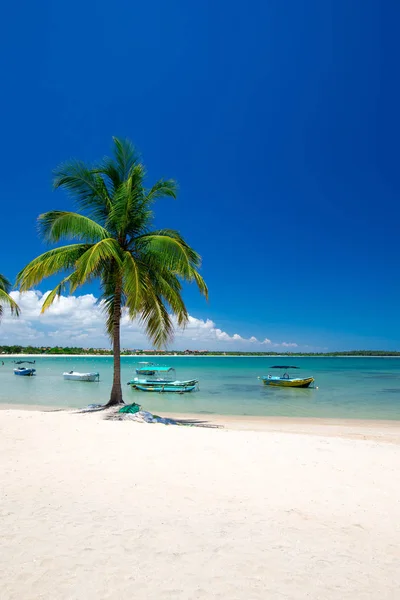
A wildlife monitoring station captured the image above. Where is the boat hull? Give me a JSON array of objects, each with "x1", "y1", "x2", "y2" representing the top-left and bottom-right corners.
[
  {"x1": 63, "y1": 372, "x2": 100, "y2": 382},
  {"x1": 262, "y1": 376, "x2": 314, "y2": 388},
  {"x1": 134, "y1": 384, "x2": 197, "y2": 393},
  {"x1": 14, "y1": 368, "x2": 36, "y2": 376},
  {"x1": 129, "y1": 378, "x2": 198, "y2": 388}
]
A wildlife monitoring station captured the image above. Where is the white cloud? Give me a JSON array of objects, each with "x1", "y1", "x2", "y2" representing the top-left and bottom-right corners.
[
  {"x1": 0, "y1": 291, "x2": 300, "y2": 350},
  {"x1": 261, "y1": 337, "x2": 297, "y2": 349}
]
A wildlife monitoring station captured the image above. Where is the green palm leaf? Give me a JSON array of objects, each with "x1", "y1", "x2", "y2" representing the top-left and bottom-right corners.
[
  {"x1": 39, "y1": 211, "x2": 110, "y2": 243},
  {"x1": 106, "y1": 164, "x2": 146, "y2": 238},
  {"x1": 137, "y1": 231, "x2": 208, "y2": 298},
  {"x1": 53, "y1": 162, "x2": 111, "y2": 223},
  {"x1": 0, "y1": 273, "x2": 11, "y2": 291},
  {"x1": 0, "y1": 276, "x2": 20, "y2": 319},
  {"x1": 139, "y1": 286, "x2": 174, "y2": 349},
  {"x1": 122, "y1": 251, "x2": 143, "y2": 318},
  {"x1": 40, "y1": 274, "x2": 76, "y2": 313},
  {"x1": 17, "y1": 244, "x2": 90, "y2": 291},
  {"x1": 72, "y1": 239, "x2": 122, "y2": 290},
  {"x1": 145, "y1": 179, "x2": 178, "y2": 203},
  {"x1": 150, "y1": 271, "x2": 188, "y2": 328},
  {"x1": 112, "y1": 137, "x2": 140, "y2": 181},
  {"x1": 0, "y1": 290, "x2": 18, "y2": 319}
]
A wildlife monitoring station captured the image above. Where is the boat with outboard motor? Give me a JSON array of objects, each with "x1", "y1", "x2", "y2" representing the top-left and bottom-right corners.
[{"x1": 260, "y1": 366, "x2": 314, "y2": 388}]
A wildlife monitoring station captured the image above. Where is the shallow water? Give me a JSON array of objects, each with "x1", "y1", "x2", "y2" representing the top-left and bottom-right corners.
[{"x1": 1, "y1": 356, "x2": 400, "y2": 419}]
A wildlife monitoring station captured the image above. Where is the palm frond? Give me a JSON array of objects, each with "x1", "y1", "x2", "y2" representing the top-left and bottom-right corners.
[
  {"x1": 139, "y1": 287, "x2": 173, "y2": 348},
  {"x1": 145, "y1": 179, "x2": 178, "y2": 203},
  {"x1": 0, "y1": 288, "x2": 20, "y2": 319},
  {"x1": 40, "y1": 274, "x2": 75, "y2": 313},
  {"x1": 0, "y1": 273, "x2": 12, "y2": 294},
  {"x1": 191, "y1": 270, "x2": 208, "y2": 299},
  {"x1": 94, "y1": 158, "x2": 121, "y2": 197},
  {"x1": 150, "y1": 270, "x2": 188, "y2": 328},
  {"x1": 17, "y1": 244, "x2": 90, "y2": 291},
  {"x1": 106, "y1": 164, "x2": 146, "y2": 238},
  {"x1": 136, "y1": 231, "x2": 207, "y2": 299},
  {"x1": 121, "y1": 252, "x2": 143, "y2": 319},
  {"x1": 53, "y1": 161, "x2": 111, "y2": 223},
  {"x1": 72, "y1": 238, "x2": 122, "y2": 291},
  {"x1": 39, "y1": 211, "x2": 110, "y2": 243},
  {"x1": 112, "y1": 137, "x2": 141, "y2": 182},
  {"x1": 0, "y1": 273, "x2": 19, "y2": 317}
]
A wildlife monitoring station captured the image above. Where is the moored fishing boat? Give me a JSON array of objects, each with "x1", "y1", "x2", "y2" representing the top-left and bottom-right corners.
[
  {"x1": 14, "y1": 360, "x2": 36, "y2": 365},
  {"x1": 260, "y1": 366, "x2": 314, "y2": 388},
  {"x1": 127, "y1": 366, "x2": 199, "y2": 393},
  {"x1": 134, "y1": 383, "x2": 197, "y2": 393},
  {"x1": 63, "y1": 371, "x2": 100, "y2": 382},
  {"x1": 14, "y1": 367, "x2": 36, "y2": 376}
]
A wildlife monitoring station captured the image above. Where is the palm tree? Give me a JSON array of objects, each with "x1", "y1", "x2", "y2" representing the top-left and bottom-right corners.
[
  {"x1": 17, "y1": 137, "x2": 208, "y2": 406},
  {"x1": 0, "y1": 273, "x2": 20, "y2": 320}
]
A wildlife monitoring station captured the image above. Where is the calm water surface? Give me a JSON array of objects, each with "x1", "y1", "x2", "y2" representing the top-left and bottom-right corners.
[{"x1": 1, "y1": 356, "x2": 400, "y2": 419}]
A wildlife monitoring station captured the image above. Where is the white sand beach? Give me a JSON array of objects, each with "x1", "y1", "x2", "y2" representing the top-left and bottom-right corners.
[{"x1": 1, "y1": 409, "x2": 399, "y2": 600}]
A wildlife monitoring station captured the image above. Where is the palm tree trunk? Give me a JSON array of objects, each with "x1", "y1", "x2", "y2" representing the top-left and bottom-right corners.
[{"x1": 107, "y1": 283, "x2": 124, "y2": 406}]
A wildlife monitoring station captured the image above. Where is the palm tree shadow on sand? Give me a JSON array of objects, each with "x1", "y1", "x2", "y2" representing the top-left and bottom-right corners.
[
  {"x1": 105, "y1": 411, "x2": 222, "y2": 428},
  {"x1": 73, "y1": 405, "x2": 222, "y2": 428}
]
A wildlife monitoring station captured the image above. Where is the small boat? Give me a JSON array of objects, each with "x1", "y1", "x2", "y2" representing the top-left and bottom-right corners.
[
  {"x1": 63, "y1": 371, "x2": 100, "y2": 382},
  {"x1": 134, "y1": 383, "x2": 197, "y2": 393},
  {"x1": 127, "y1": 366, "x2": 199, "y2": 393},
  {"x1": 14, "y1": 360, "x2": 36, "y2": 365},
  {"x1": 260, "y1": 366, "x2": 314, "y2": 388},
  {"x1": 14, "y1": 367, "x2": 36, "y2": 376}
]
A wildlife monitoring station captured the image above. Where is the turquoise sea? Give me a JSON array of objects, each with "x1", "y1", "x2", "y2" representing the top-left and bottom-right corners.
[{"x1": 1, "y1": 356, "x2": 400, "y2": 419}]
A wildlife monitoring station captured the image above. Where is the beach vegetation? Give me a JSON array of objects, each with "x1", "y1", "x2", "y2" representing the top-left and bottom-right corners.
[
  {"x1": 1, "y1": 346, "x2": 400, "y2": 357},
  {"x1": 17, "y1": 138, "x2": 207, "y2": 405}
]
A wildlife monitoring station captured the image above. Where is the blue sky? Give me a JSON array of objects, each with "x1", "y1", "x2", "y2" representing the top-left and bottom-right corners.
[{"x1": 0, "y1": 0, "x2": 399, "y2": 350}]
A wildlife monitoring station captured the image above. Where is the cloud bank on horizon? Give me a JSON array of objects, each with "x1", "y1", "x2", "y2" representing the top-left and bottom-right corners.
[{"x1": 0, "y1": 291, "x2": 299, "y2": 351}]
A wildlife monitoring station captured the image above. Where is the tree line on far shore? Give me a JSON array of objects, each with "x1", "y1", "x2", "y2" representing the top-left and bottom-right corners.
[{"x1": 1, "y1": 346, "x2": 399, "y2": 357}]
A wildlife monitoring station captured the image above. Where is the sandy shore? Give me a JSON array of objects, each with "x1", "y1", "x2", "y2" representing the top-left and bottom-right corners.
[{"x1": 1, "y1": 409, "x2": 399, "y2": 599}]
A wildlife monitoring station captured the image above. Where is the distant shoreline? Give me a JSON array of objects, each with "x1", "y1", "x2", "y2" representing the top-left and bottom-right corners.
[{"x1": 1, "y1": 354, "x2": 400, "y2": 359}]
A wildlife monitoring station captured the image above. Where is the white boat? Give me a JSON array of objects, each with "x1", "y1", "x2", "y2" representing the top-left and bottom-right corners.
[{"x1": 63, "y1": 371, "x2": 100, "y2": 382}]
